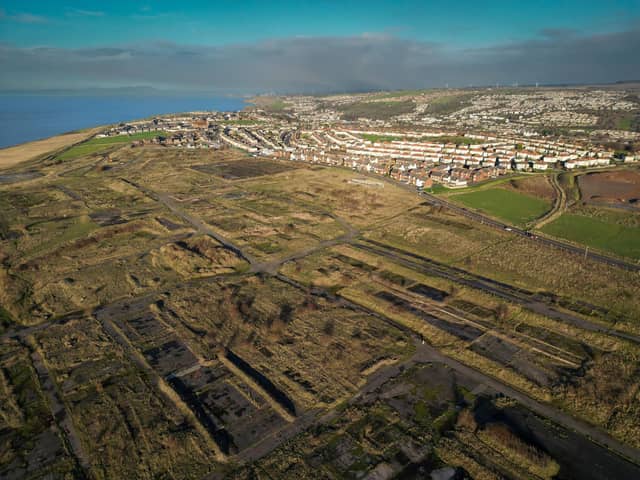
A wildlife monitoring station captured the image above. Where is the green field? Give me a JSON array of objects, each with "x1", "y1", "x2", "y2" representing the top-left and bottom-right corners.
[
  {"x1": 360, "y1": 133, "x2": 483, "y2": 145},
  {"x1": 541, "y1": 213, "x2": 640, "y2": 260},
  {"x1": 451, "y1": 188, "x2": 551, "y2": 225},
  {"x1": 616, "y1": 115, "x2": 633, "y2": 131},
  {"x1": 360, "y1": 133, "x2": 404, "y2": 143},
  {"x1": 338, "y1": 100, "x2": 416, "y2": 120},
  {"x1": 425, "y1": 94, "x2": 474, "y2": 115},
  {"x1": 425, "y1": 183, "x2": 451, "y2": 194},
  {"x1": 57, "y1": 131, "x2": 167, "y2": 161},
  {"x1": 262, "y1": 99, "x2": 291, "y2": 111},
  {"x1": 373, "y1": 89, "x2": 426, "y2": 99}
]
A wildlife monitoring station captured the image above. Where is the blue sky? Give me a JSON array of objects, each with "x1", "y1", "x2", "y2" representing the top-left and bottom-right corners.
[
  {"x1": 1, "y1": 1, "x2": 639, "y2": 93},
  {"x1": 1, "y1": 0, "x2": 637, "y2": 48}
]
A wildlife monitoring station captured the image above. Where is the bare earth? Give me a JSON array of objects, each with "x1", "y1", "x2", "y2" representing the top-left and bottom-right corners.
[
  {"x1": 579, "y1": 170, "x2": 640, "y2": 206},
  {"x1": 0, "y1": 129, "x2": 100, "y2": 170}
]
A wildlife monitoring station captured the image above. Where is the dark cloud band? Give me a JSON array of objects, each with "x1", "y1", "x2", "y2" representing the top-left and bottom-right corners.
[{"x1": 1, "y1": 26, "x2": 639, "y2": 93}]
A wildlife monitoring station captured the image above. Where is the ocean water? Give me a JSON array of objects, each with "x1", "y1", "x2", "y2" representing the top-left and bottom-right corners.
[{"x1": 0, "y1": 95, "x2": 247, "y2": 148}]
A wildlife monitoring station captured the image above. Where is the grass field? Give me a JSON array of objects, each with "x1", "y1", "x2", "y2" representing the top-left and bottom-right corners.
[
  {"x1": 57, "y1": 131, "x2": 167, "y2": 161},
  {"x1": 373, "y1": 89, "x2": 426, "y2": 99},
  {"x1": 338, "y1": 100, "x2": 415, "y2": 120},
  {"x1": 452, "y1": 188, "x2": 551, "y2": 225},
  {"x1": 360, "y1": 133, "x2": 483, "y2": 145},
  {"x1": 541, "y1": 213, "x2": 640, "y2": 260},
  {"x1": 360, "y1": 133, "x2": 405, "y2": 143},
  {"x1": 247, "y1": 96, "x2": 291, "y2": 112},
  {"x1": 262, "y1": 99, "x2": 291, "y2": 111},
  {"x1": 0, "y1": 129, "x2": 100, "y2": 169},
  {"x1": 425, "y1": 94, "x2": 474, "y2": 115},
  {"x1": 426, "y1": 183, "x2": 451, "y2": 194},
  {"x1": 617, "y1": 115, "x2": 633, "y2": 131}
]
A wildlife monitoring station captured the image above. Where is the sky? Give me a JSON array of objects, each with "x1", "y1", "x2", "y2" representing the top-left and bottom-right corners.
[{"x1": 1, "y1": 1, "x2": 639, "y2": 94}]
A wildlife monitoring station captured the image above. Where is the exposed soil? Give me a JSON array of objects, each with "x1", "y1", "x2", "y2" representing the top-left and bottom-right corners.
[
  {"x1": 578, "y1": 170, "x2": 640, "y2": 207},
  {"x1": 503, "y1": 176, "x2": 556, "y2": 201}
]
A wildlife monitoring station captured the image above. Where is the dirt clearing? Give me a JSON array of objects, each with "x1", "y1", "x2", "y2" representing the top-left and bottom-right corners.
[{"x1": 578, "y1": 170, "x2": 640, "y2": 207}]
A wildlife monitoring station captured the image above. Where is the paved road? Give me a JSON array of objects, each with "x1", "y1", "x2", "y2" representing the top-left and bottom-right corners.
[
  {"x1": 252, "y1": 212, "x2": 359, "y2": 274},
  {"x1": 411, "y1": 340, "x2": 640, "y2": 467},
  {"x1": 121, "y1": 178, "x2": 258, "y2": 265},
  {"x1": 355, "y1": 240, "x2": 640, "y2": 345},
  {"x1": 29, "y1": 347, "x2": 92, "y2": 474},
  {"x1": 275, "y1": 274, "x2": 640, "y2": 469},
  {"x1": 316, "y1": 284, "x2": 640, "y2": 468},
  {"x1": 341, "y1": 166, "x2": 639, "y2": 272},
  {"x1": 124, "y1": 178, "x2": 361, "y2": 276},
  {"x1": 420, "y1": 190, "x2": 640, "y2": 272}
]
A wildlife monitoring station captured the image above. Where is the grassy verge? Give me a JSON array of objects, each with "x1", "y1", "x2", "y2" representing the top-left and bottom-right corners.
[
  {"x1": 338, "y1": 100, "x2": 415, "y2": 120},
  {"x1": 425, "y1": 94, "x2": 474, "y2": 115},
  {"x1": 360, "y1": 133, "x2": 484, "y2": 145},
  {"x1": 451, "y1": 188, "x2": 551, "y2": 226},
  {"x1": 57, "y1": 131, "x2": 167, "y2": 161},
  {"x1": 426, "y1": 183, "x2": 451, "y2": 194},
  {"x1": 540, "y1": 213, "x2": 640, "y2": 260}
]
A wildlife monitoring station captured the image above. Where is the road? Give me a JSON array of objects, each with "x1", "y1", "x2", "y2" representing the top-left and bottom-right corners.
[
  {"x1": 97, "y1": 173, "x2": 640, "y2": 470},
  {"x1": 341, "y1": 166, "x2": 639, "y2": 272},
  {"x1": 29, "y1": 347, "x2": 93, "y2": 474},
  {"x1": 123, "y1": 178, "x2": 360, "y2": 276},
  {"x1": 534, "y1": 172, "x2": 566, "y2": 229},
  {"x1": 420, "y1": 190, "x2": 640, "y2": 272},
  {"x1": 251, "y1": 213, "x2": 359, "y2": 274},
  {"x1": 277, "y1": 274, "x2": 640, "y2": 468},
  {"x1": 355, "y1": 239, "x2": 640, "y2": 345},
  {"x1": 120, "y1": 178, "x2": 258, "y2": 265},
  {"x1": 411, "y1": 339, "x2": 640, "y2": 468},
  {"x1": 123, "y1": 172, "x2": 639, "y2": 347}
]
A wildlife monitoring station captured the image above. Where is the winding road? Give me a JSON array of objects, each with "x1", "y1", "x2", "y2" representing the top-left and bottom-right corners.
[{"x1": 533, "y1": 172, "x2": 566, "y2": 229}]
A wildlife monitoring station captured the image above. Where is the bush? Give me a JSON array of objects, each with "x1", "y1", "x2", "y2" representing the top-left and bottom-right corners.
[{"x1": 323, "y1": 319, "x2": 335, "y2": 336}]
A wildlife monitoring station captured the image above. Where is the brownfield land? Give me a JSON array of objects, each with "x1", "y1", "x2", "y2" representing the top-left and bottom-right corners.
[
  {"x1": 578, "y1": 169, "x2": 640, "y2": 207},
  {"x1": 503, "y1": 175, "x2": 556, "y2": 201},
  {"x1": 1, "y1": 137, "x2": 639, "y2": 480}
]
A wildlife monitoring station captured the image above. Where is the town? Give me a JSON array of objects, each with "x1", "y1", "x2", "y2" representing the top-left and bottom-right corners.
[{"x1": 102, "y1": 103, "x2": 635, "y2": 188}]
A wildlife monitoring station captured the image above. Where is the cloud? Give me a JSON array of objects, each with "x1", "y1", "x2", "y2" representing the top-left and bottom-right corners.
[
  {"x1": 1, "y1": 25, "x2": 639, "y2": 93},
  {"x1": 1, "y1": 12, "x2": 48, "y2": 24},
  {"x1": 538, "y1": 28, "x2": 578, "y2": 40},
  {"x1": 66, "y1": 8, "x2": 105, "y2": 17}
]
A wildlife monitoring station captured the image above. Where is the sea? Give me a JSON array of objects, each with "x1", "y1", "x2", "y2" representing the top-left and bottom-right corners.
[{"x1": 0, "y1": 95, "x2": 247, "y2": 148}]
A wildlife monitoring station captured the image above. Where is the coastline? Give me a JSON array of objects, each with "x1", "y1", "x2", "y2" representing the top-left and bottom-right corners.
[
  {"x1": 0, "y1": 94, "x2": 247, "y2": 149},
  {"x1": 0, "y1": 128, "x2": 103, "y2": 171}
]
